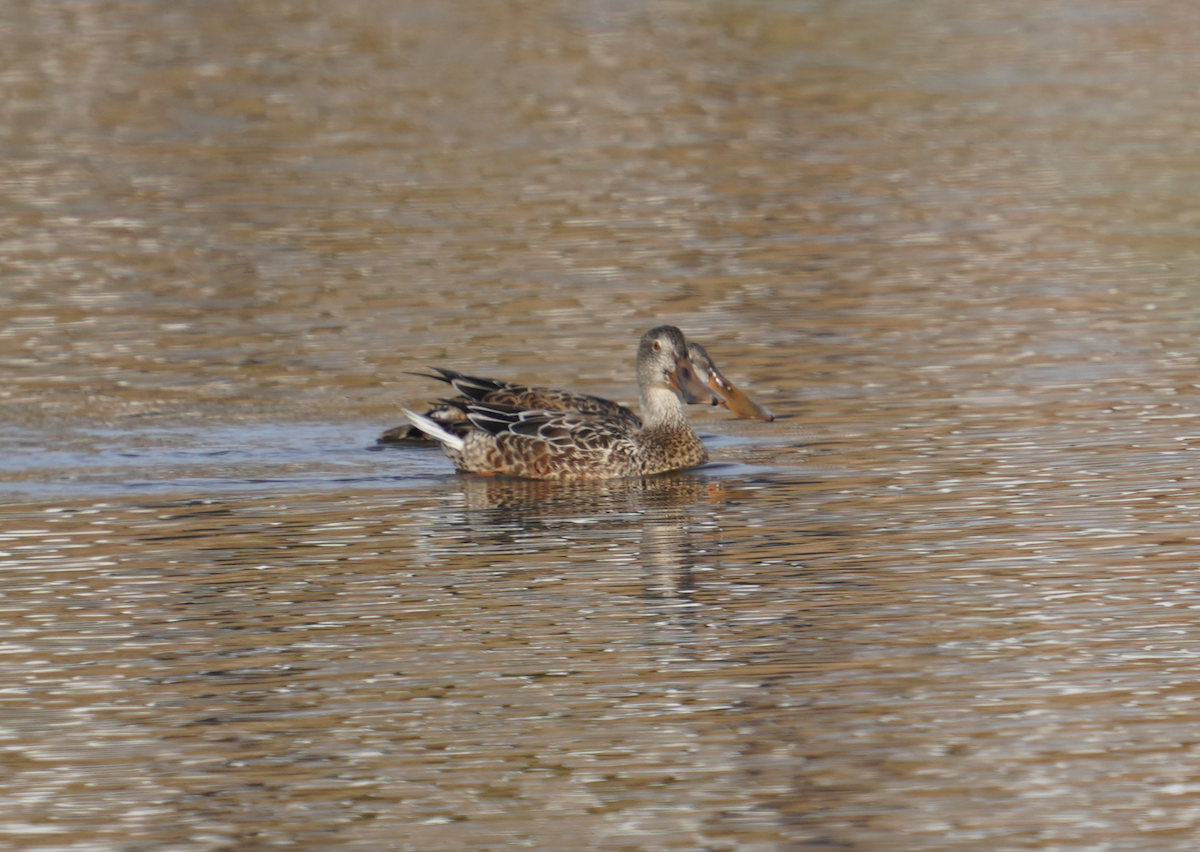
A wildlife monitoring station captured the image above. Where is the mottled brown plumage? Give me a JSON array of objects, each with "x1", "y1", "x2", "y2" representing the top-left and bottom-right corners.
[{"x1": 401, "y1": 327, "x2": 714, "y2": 480}]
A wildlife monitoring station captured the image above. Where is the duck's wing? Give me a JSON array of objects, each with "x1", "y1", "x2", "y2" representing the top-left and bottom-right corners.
[
  {"x1": 381, "y1": 369, "x2": 640, "y2": 445},
  {"x1": 407, "y1": 368, "x2": 520, "y2": 401},
  {"x1": 440, "y1": 401, "x2": 639, "y2": 479},
  {"x1": 458, "y1": 402, "x2": 625, "y2": 449}
]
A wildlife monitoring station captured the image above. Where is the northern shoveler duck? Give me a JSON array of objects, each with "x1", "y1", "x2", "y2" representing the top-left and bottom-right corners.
[
  {"x1": 400, "y1": 326, "x2": 748, "y2": 480},
  {"x1": 378, "y1": 336, "x2": 771, "y2": 444}
]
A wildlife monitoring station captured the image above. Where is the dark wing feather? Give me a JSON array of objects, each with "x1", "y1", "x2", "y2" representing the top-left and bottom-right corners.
[
  {"x1": 461, "y1": 402, "x2": 625, "y2": 448},
  {"x1": 381, "y1": 368, "x2": 641, "y2": 445},
  {"x1": 462, "y1": 401, "x2": 558, "y2": 436},
  {"x1": 405, "y1": 368, "x2": 519, "y2": 401}
]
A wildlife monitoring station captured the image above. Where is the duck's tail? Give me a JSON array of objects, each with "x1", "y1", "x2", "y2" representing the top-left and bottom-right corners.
[{"x1": 401, "y1": 407, "x2": 465, "y2": 451}]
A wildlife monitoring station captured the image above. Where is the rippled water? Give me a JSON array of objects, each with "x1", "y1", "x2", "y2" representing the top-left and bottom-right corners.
[{"x1": 5, "y1": 0, "x2": 1200, "y2": 849}]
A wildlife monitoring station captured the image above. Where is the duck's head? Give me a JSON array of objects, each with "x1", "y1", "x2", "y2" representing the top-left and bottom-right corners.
[
  {"x1": 637, "y1": 326, "x2": 712, "y2": 404},
  {"x1": 687, "y1": 341, "x2": 775, "y2": 421}
]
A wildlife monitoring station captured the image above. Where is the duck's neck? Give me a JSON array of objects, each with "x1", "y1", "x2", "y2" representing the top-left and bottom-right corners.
[{"x1": 640, "y1": 385, "x2": 688, "y2": 430}]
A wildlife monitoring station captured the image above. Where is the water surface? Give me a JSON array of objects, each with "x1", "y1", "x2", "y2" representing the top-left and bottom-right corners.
[{"x1": 4, "y1": 0, "x2": 1200, "y2": 849}]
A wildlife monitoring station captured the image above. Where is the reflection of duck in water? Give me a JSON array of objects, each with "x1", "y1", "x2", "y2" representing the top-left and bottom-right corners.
[
  {"x1": 398, "y1": 326, "x2": 769, "y2": 480},
  {"x1": 379, "y1": 334, "x2": 771, "y2": 445}
]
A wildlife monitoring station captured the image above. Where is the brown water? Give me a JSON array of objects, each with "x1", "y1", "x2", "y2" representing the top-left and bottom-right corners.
[{"x1": 5, "y1": 0, "x2": 1200, "y2": 849}]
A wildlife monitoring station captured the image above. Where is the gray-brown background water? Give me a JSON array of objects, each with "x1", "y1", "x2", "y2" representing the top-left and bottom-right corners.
[{"x1": 4, "y1": 1, "x2": 1200, "y2": 849}]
